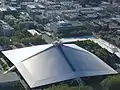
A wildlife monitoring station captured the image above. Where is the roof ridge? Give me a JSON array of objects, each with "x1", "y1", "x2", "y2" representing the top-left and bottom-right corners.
[
  {"x1": 58, "y1": 44, "x2": 76, "y2": 72},
  {"x1": 62, "y1": 44, "x2": 90, "y2": 54},
  {"x1": 21, "y1": 45, "x2": 53, "y2": 63}
]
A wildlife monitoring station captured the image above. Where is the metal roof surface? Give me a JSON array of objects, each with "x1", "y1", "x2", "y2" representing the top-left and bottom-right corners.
[
  {"x1": 2, "y1": 44, "x2": 117, "y2": 88},
  {"x1": 3, "y1": 44, "x2": 52, "y2": 64}
]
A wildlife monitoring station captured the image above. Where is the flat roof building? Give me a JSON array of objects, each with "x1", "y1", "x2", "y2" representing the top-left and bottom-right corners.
[
  {"x1": 0, "y1": 20, "x2": 14, "y2": 37},
  {"x1": 44, "y1": 20, "x2": 85, "y2": 33},
  {"x1": 27, "y1": 29, "x2": 41, "y2": 36}
]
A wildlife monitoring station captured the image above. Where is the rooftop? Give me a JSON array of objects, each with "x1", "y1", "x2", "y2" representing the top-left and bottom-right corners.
[
  {"x1": 0, "y1": 72, "x2": 20, "y2": 83},
  {"x1": 27, "y1": 29, "x2": 41, "y2": 36},
  {"x1": 27, "y1": 5, "x2": 36, "y2": 9},
  {"x1": 2, "y1": 44, "x2": 117, "y2": 88}
]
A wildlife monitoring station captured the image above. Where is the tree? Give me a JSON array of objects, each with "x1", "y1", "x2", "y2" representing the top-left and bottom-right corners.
[
  {"x1": 7, "y1": 19, "x2": 14, "y2": 26},
  {"x1": 101, "y1": 75, "x2": 120, "y2": 90},
  {"x1": 20, "y1": 36, "x2": 46, "y2": 45},
  {"x1": 47, "y1": 84, "x2": 93, "y2": 90},
  {"x1": 0, "y1": 37, "x2": 11, "y2": 45},
  {"x1": 21, "y1": 28, "x2": 32, "y2": 37},
  {"x1": 14, "y1": 31, "x2": 25, "y2": 39},
  {"x1": 11, "y1": 36, "x2": 20, "y2": 43},
  {"x1": 21, "y1": 37, "x2": 31, "y2": 45},
  {"x1": 18, "y1": 23, "x2": 24, "y2": 30}
]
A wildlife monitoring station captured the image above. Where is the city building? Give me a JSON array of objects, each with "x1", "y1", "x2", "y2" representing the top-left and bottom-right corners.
[
  {"x1": 0, "y1": 20, "x2": 14, "y2": 37},
  {"x1": 1, "y1": 24, "x2": 14, "y2": 37},
  {"x1": 27, "y1": 29, "x2": 41, "y2": 36},
  {"x1": 26, "y1": 4, "x2": 45, "y2": 19},
  {"x1": 64, "y1": 14, "x2": 78, "y2": 21},
  {"x1": 0, "y1": 68, "x2": 21, "y2": 89},
  {"x1": 44, "y1": 20, "x2": 85, "y2": 33},
  {"x1": 0, "y1": 6, "x2": 17, "y2": 19},
  {"x1": 18, "y1": 21, "x2": 37, "y2": 29},
  {"x1": 35, "y1": 15, "x2": 49, "y2": 24},
  {"x1": 93, "y1": 20, "x2": 108, "y2": 29}
]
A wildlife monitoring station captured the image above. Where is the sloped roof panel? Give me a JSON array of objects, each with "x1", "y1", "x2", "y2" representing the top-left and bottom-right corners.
[
  {"x1": 2, "y1": 44, "x2": 52, "y2": 64},
  {"x1": 62, "y1": 44, "x2": 117, "y2": 76},
  {"x1": 16, "y1": 47, "x2": 74, "y2": 87}
]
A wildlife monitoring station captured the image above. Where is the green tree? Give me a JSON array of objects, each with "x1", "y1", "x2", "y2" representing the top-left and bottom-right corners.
[
  {"x1": 11, "y1": 36, "x2": 20, "y2": 43},
  {"x1": 0, "y1": 36, "x2": 11, "y2": 45},
  {"x1": 101, "y1": 75, "x2": 120, "y2": 90},
  {"x1": 7, "y1": 19, "x2": 14, "y2": 26},
  {"x1": 14, "y1": 31, "x2": 25, "y2": 39},
  {"x1": 30, "y1": 36, "x2": 46, "y2": 45},
  {"x1": 20, "y1": 36, "x2": 46, "y2": 45},
  {"x1": 47, "y1": 84, "x2": 93, "y2": 90},
  {"x1": 21, "y1": 28, "x2": 32, "y2": 37}
]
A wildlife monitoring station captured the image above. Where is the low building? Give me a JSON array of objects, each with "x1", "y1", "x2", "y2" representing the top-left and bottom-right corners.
[
  {"x1": 64, "y1": 14, "x2": 78, "y2": 21},
  {"x1": 101, "y1": 18, "x2": 111, "y2": 23},
  {"x1": 111, "y1": 17, "x2": 120, "y2": 25},
  {"x1": 0, "y1": 6, "x2": 17, "y2": 19},
  {"x1": 5, "y1": 15, "x2": 16, "y2": 22},
  {"x1": 35, "y1": 15, "x2": 49, "y2": 24},
  {"x1": 85, "y1": 21, "x2": 100, "y2": 31},
  {"x1": 0, "y1": 71, "x2": 22, "y2": 90},
  {"x1": 1, "y1": 25, "x2": 14, "y2": 37},
  {"x1": 27, "y1": 7, "x2": 44, "y2": 19},
  {"x1": 93, "y1": 20, "x2": 108, "y2": 29},
  {"x1": 86, "y1": 14, "x2": 98, "y2": 19},
  {"x1": 9, "y1": 0, "x2": 19, "y2": 7},
  {"x1": 18, "y1": 21, "x2": 37, "y2": 29},
  {"x1": 108, "y1": 22, "x2": 120, "y2": 30},
  {"x1": 36, "y1": 4, "x2": 45, "y2": 9},
  {"x1": 27, "y1": 29, "x2": 41, "y2": 36},
  {"x1": 26, "y1": 4, "x2": 37, "y2": 14},
  {"x1": 0, "y1": 20, "x2": 14, "y2": 37},
  {"x1": 0, "y1": 72, "x2": 20, "y2": 84},
  {"x1": 26, "y1": 4, "x2": 45, "y2": 19},
  {"x1": 44, "y1": 20, "x2": 85, "y2": 33},
  {"x1": 20, "y1": 2, "x2": 35, "y2": 10}
]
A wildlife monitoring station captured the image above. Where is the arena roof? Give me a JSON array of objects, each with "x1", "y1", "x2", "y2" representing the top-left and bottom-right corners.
[{"x1": 2, "y1": 44, "x2": 117, "y2": 88}]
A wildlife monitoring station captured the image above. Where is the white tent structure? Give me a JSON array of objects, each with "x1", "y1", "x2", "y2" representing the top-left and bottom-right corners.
[{"x1": 2, "y1": 43, "x2": 117, "y2": 88}]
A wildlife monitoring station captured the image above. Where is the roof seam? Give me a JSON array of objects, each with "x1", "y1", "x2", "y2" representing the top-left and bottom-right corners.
[
  {"x1": 63, "y1": 44, "x2": 90, "y2": 55},
  {"x1": 21, "y1": 46, "x2": 53, "y2": 63},
  {"x1": 57, "y1": 45, "x2": 76, "y2": 72}
]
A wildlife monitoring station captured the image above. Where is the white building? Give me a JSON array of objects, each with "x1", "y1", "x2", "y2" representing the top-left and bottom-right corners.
[
  {"x1": 2, "y1": 43, "x2": 117, "y2": 88},
  {"x1": 27, "y1": 29, "x2": 41, "y2": 36}
]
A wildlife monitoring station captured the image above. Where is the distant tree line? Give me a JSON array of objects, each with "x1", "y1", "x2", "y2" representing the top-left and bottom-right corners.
[
  {"x1": 46, "y1": 84, "x2": 93, "y2": 90},
  {"x1": 57, "y1": 30, "x2": 92, "y2": 38}
]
